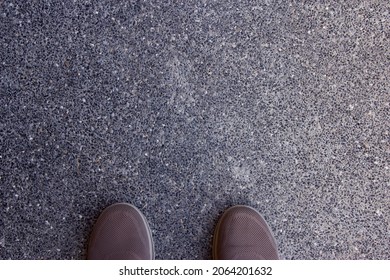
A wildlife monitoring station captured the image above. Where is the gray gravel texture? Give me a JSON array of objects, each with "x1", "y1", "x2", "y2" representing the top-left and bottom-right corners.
[{"x1": 0, "y1": 0, "x2": 389, "y2": 260}]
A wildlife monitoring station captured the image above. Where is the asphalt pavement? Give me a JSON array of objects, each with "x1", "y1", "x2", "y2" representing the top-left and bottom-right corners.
[{"x1": 0, "y1": 0, "x2": 389, "y2": 259}]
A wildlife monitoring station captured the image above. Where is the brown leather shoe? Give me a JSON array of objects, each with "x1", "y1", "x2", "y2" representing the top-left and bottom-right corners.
[
  {"x1": 87, "y1": 203, "x2": 154, "y2": 260},
  {"x1": 213, "y1": 205, "x2": 279, "y2": 260}
]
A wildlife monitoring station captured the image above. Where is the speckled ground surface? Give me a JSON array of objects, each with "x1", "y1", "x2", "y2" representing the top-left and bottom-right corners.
[{"x1": 1, "y1": 0, "x2": 389, "y2": 260}]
